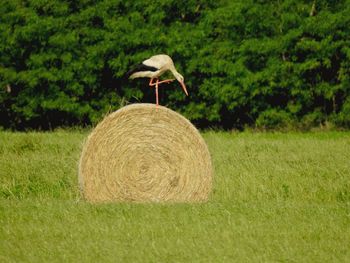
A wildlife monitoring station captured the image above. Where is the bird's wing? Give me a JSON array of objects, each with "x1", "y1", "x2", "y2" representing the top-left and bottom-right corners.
[
  {"x1": 126, "y1": 63, "x2": 158, "y2": 79},
  {"x1": 128, "y1": 71, "x2": 156, "y2": 79}
]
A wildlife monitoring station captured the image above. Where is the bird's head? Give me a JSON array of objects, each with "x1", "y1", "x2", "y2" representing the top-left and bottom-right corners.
[{"x1": 173, "y1": 71, "x2": 188, "y2": 96}]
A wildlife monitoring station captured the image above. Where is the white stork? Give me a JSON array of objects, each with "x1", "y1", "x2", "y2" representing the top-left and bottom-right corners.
[{"x1": 127, "y1": 54, "x2": 189, "y2": 106}]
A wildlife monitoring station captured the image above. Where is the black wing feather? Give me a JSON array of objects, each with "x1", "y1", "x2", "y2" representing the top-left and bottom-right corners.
[{"x1": 126, "y1": 63, "x2": 159, "y2": 78}]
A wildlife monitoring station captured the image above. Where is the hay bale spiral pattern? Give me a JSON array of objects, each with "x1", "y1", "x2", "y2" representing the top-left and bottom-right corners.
[{"x1": 79, "y1": 104, "x2": 212, "y2": 203}]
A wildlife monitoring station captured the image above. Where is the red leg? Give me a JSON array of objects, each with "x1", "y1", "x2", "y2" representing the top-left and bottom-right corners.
[
  {"x1": 149, "y1": 78, "x2": 170, "y2": 106},
  {"x1": 149, "y1": 78, "x2": 157, "y2": 86},
  {"x1": 155, "y1": 79, "x2": 159, "y2": 106},
  {"x1": 149, "y1": 78, "x2": 174, "y2": 86},
  {"x1": 157, "y1": 78, "x2": 175, "y2": 85}
]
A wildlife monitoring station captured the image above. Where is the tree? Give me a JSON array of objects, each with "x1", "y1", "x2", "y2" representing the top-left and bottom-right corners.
[{"x1": 1, "y1": 0, "x2": 349, "y2": 130}]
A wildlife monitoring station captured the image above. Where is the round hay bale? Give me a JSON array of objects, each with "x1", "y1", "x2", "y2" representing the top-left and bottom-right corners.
[{"x1": 78, "y1": 103, "x2": 212, "y2": 203}]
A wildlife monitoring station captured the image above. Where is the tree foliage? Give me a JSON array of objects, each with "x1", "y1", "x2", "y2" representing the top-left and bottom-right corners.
[{"x1": 1, "y1": 0, "x2": 350, "y2": 129}]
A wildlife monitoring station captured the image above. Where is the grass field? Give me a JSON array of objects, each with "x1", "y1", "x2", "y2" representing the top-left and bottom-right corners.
[{"x1": 1, "y1": 130, "x2": 350, "y2": 262}]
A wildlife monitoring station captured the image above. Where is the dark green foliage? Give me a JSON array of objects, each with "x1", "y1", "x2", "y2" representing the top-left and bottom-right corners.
[{"x1": 1, "y1": 0, "x2": 349, "y2": 129}]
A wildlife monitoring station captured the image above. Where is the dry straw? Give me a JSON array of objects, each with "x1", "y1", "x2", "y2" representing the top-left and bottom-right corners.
[{"x1": 78, "y1": 103, "x2": 212, "y2": 203}]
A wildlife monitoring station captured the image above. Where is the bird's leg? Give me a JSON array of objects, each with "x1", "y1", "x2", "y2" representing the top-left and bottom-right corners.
[
  {"x1": 149, "y1": 78, "x2": 159, "y2": 106},
  {"x1": 149, "y1": 78, "x2": 157, "y2": 87},
  {"x1": 149, "y1": 78, "x2": 170, "y2": 106},
  {"x1": 155, "y1": 79, "x2": 159, "y2": 106},
  {"x1": 156, "y1": 79, "x2": 175, "y2": 85},
  {"x1": 149, "y1": 78, "x2": 173, "y2": 86}
]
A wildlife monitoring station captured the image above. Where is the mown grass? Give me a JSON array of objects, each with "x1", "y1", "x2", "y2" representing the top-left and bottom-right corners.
[{"x1": 1, "y1": 130, "x2": 350, "y2": 262}]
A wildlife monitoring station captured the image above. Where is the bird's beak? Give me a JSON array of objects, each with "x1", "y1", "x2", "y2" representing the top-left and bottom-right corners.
[{"x1": 179, "y1": 81, "x2": 189, "y2": 96}]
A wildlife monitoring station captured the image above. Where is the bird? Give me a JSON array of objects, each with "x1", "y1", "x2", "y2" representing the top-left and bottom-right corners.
[{"x1": 126, "y1": 54, "x2": 188, "y2": 106}]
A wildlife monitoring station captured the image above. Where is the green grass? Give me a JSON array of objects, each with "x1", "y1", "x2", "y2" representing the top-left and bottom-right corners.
[{"x1": 1, "y1": 130, "x2": 350, "y2": 262}]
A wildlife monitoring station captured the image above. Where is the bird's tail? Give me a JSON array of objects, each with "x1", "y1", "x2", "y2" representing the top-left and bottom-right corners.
[{"x1": 125, "y1": 67, "x2": 137, "y2": 79}]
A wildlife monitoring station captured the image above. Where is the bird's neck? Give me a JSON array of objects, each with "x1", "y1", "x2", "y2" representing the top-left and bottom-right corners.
[{"x1": 170, "y1": 67, "x2": 180, "y2": 80}]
